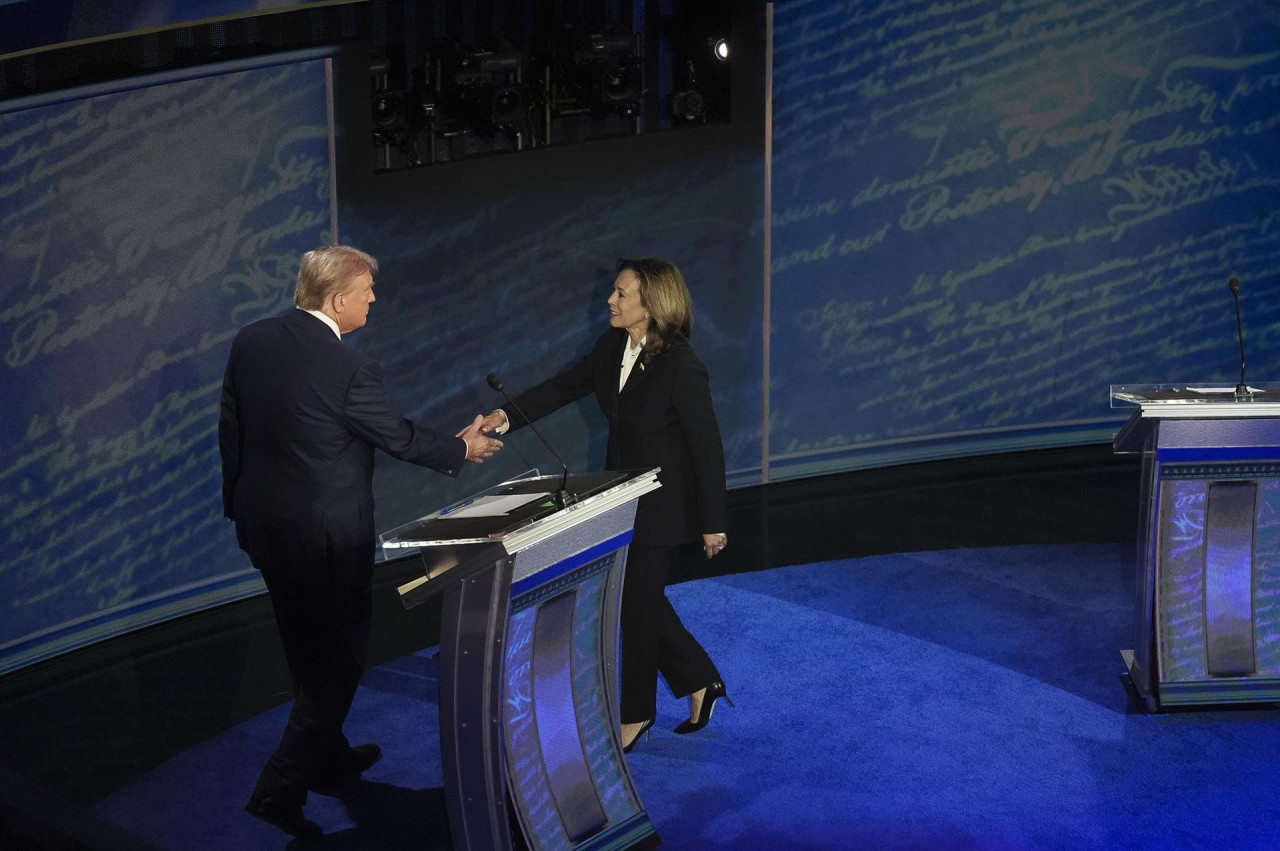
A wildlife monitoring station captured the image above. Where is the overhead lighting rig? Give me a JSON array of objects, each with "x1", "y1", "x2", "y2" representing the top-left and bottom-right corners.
[
  {"x1": 367, "y1": 4, "x2": 730, "y2": 171},
  {"x1": 408, "y1": 42, "x2": 535, "y2": 162},
  {"x1": 537, "y1": 24, "x2": 643, "y2": 135},
  {"x1": 444, "y1": 44, "x2": 530, "y2": 131}
]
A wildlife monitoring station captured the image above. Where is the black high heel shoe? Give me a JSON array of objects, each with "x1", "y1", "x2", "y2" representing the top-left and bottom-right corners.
[
  {"x1": 673, "y1": 681, "x2": 734, "y2": 734},
  {"x1": 622, "y1": 718, "x2": 654, "y2": 753}
]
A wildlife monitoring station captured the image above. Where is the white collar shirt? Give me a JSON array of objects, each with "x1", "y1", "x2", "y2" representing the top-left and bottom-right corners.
[
  {"x1": 620, "y1": 335, "x2": 645, "y2": 391},
  {"x1": 301, "y1": 306, "x2": 342, "y2": 339}
]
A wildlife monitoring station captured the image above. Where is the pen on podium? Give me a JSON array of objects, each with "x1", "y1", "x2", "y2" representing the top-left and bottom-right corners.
[{"x1": 440, "y1": 497, "x2": 475, "y2": 516}]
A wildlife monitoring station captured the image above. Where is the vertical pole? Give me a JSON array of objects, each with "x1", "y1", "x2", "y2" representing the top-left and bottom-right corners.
[{"x1": 761, "y1": 2, "x2": 774, "y2": 485}]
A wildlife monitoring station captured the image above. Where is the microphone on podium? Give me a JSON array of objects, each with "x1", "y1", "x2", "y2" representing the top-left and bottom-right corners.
[
  {"x1": 486, "y1": 373, "x2": 575, "y2": 508},
  {"x1": 1228, "y1": 276, "x2": 1250, "y2": 398}
]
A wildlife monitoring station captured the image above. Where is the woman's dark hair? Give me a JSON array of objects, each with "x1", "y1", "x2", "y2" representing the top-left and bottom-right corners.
[{"x1": 616, "y1": 257, "x2": 693, "y2": 361}]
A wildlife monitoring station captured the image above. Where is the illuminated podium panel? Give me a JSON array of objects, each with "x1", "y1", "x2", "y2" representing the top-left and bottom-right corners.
[
  {"x1": 380, "y1": 470, "x2": 662, "y2": 851},
  {"x1": 1112, "y1": 385, "x2": 1280, "y2": 711}
]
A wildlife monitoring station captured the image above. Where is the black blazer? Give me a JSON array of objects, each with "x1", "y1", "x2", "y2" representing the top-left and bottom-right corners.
[
  {"x1": 503, "y1": 329, "x2": 727, "y2": 546},
  {"x1": 219, "y1": 309, "x2": 465, "y2": 551}
]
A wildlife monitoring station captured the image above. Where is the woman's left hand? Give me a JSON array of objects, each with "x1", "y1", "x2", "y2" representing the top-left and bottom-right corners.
[{"x1": 703, "y1": 533, "x2": 728, "y2": 559}]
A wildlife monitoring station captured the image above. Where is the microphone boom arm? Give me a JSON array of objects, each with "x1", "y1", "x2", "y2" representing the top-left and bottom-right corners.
[
  {"x1": 487, "y1": 373, "x2": 575, "y2": 508},
  {"x1": 1229, "y1": 277, "x2": 1249, "y2": 397}
]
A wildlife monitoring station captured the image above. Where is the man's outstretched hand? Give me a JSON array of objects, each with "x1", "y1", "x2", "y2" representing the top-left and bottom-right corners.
[{"x1": 458, "y1": 414, "x2": 503, "y2": 463}]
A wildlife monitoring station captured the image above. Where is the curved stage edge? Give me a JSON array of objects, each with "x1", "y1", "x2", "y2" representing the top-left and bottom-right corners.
[{"x1": 0, "y1": 444, "x2": 1140, "y2": 831}]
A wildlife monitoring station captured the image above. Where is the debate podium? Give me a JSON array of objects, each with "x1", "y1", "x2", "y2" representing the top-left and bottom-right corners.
[
  {"x1": 1112, "y1": 385, "x2": 1280, "y2": 711},
  {"x1": 379, "y1": 469, "x2": 662, "y2": 851}
]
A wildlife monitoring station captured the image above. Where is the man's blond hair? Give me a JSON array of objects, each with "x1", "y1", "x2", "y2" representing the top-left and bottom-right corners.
[{"x1": 294, "y1": 245, "x2": 379, "y2": 310}]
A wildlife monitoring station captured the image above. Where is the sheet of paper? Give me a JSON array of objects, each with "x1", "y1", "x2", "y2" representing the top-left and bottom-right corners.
[{"x1": 441, "y1": 492, "x2": 552, "y2": 518}]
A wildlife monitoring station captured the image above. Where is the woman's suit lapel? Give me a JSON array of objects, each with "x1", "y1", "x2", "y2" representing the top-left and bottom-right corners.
[{"x1": 617, "y1": 340, "x2": 650, "y2": 400}]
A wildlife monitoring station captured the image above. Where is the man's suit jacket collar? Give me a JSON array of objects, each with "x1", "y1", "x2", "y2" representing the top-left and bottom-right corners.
[{"x1": 288, "y1": 307, "x2": 345, "y2": 345}]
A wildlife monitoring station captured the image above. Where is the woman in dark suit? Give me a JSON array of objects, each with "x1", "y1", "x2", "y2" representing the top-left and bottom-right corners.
[{"x1": 482, "y1": 258, "x2": 731, "y2": 751}]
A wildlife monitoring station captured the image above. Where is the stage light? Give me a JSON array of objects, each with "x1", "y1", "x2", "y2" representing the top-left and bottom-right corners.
[
  {"x1": 670, "y1": 87, "x2": 704, "y2": 122},
  {"x1": 370, "y1": 54, "x2": 419, "y2": 169},
  {"x1": 598, "y1": 63, "x2": 640, "y2": 108},
  {"x1": 490, "y1": 85, "x2": 528, "y2": 125},
  {"x1": 456, "y1": 44, "x2": 522, "y2": 78},
  {"x1": 444, "y1": 43, "x2": 531, "y2": 130},
  {"x1": 372, "y1": 89, "x2": 406, "y2": 129},
  {"x1": 371, "y1": 54, "x2": 406, "y2": 132},
  {"x1": 448, "y1": 81, "x2": 529, "y2": 128},
  {"x1": 573, "y1": 28, "x2": 643, "y2": 114},
  {"x1": 655, "y1": 6, "x2": 731, "y2": 127},
  {"x1": 670, "y1": 59, "x2": 706, "y2": 124},
  {"x1": 542, "y1": 24, "x2": 643, "y2": 119}
]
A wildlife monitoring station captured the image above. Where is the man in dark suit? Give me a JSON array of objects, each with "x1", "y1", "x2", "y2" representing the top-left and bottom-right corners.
[{"x1": 219, "y1": 245, "x2": 501, "y2": 839}]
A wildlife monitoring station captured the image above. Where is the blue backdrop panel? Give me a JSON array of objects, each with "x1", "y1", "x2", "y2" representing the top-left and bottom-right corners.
[
  {"x1": 769, "y1": 0, "x2": 1280, "y2": 478},
  {"x1": 0, "y1": 52, "x2": 336, "y2": 673}
]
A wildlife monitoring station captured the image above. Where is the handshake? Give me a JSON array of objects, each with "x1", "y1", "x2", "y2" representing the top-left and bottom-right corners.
[{"x1": 455, "y1": 409, "x2": 510, "y2": 464}]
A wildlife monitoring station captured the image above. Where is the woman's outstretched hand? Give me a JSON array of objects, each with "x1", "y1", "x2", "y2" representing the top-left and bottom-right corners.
[{"x1": 703, "y1": 532, "x2": 727, "y2": 559}]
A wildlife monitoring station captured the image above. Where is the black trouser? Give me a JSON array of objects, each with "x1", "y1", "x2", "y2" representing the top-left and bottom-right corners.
[
  {"x1": 619, "y1": 541, "x2": 720, "y2": 724},
  {"x1": 241, "y1": 521, "x2": 374, "y2": 807}
]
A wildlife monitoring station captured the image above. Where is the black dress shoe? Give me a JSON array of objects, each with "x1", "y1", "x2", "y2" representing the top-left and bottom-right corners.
[
  {"x1": 245, "y1": 794, "x2": 323, "y2": 839},
  {"x1": 309, "y1": 743, "x2": 383, "y2": 789},
  {"x1": 337, "y1": 743, "x2": 383, "y2": 774},
  {"x1": 673, "y1": 681, "x2": 735, "y2": 735}
]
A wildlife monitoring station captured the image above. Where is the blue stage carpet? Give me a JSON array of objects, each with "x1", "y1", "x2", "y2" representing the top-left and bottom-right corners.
[{"x1": 96, "y1": 544, "x2": 1280, "y2": 849}]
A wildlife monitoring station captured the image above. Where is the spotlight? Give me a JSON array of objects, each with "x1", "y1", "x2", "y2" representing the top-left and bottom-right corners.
[
  {"x1": 670, "y1": 88, "x2": 704, "y2": 123},
  {"x1": 670, "y1": 60, "x2": 706, "y2": 124},
  {"x1": 443, "y1": 43, "x2": 531, "y2": 130},
  {"x1": 490, "y1": 85, "x2": 528, "y2": 125},
  {"x1": 369, "y1": 54, "x2": 426, "y2": 169},
  {"x1": 543, "y1": 25, "x2": 643, "y2": 119},
  {"x1": 456, "y1": 44, "x2": 522, "y2": 79},
  {"x1": 713, "y1": 38, "x2": 729, "y2": 61},
  {"x1": 372, "y1": 89, "x2": 407, "y2": 129},
  {"x1": 371, "y1": 53, "x2": 410, "y2": 151},
  {"x1": 445, "y1": 82, "x2": 530, "y2": 129},
  {"x1": 598, "y1": 63, "x2": 641, "y2": 108}
]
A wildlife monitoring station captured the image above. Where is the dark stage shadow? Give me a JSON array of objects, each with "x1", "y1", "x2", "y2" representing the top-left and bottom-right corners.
[{"x1": 294, "y1": 782, "x2": 451, "y2": 850}]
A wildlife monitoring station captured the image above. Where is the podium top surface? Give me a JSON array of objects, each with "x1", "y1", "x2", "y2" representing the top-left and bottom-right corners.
[
  {"x1": 1110, "y1": 384, "x2": 1280, "y2": 417},
  {"x1": 379, "y1": 469, "x2": 661, "y2": 553}
]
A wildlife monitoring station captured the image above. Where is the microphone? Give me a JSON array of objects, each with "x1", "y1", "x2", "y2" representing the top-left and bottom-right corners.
[
  {"x1": 486, "y1": 373, "x2": 575, "y2": 508},
  {"x1": 1228, "y1": 276, "x2": 1250, "y2": 397}
]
